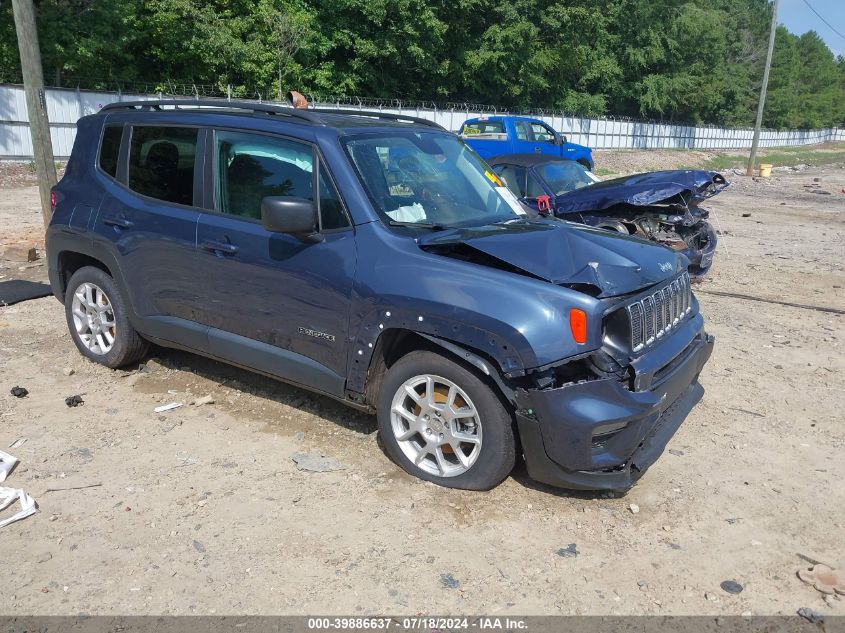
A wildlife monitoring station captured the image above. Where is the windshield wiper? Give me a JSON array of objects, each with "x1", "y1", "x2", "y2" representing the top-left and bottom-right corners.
[
  {"x1": 493, "y1": 217, "x2": 532, "y2": 225},
  {"x1": 388, "y1": 220, "x2": 447, "y2": 230}
]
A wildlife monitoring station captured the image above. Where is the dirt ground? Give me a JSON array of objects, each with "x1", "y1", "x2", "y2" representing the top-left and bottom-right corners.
[{"x1": 0, "y1": 156, "x2": 842, "y2": 617}]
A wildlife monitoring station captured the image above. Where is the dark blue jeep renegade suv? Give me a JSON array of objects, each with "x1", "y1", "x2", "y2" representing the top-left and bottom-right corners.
[{"x1": 47, "y1": 100, "x2": 714, "y2": 491}]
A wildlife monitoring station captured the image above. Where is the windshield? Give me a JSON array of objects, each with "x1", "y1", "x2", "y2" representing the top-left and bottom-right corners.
[
  {"x1": 538, "y1": 161, "x2": 596, "y2": 195},
  {"x1": 343, "y1": 132, "x2": 524, "y2": 229}
]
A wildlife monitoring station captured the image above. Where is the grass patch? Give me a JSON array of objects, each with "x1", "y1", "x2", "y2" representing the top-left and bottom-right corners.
[
  {"x1": 593, "y1": 167, "x2": 616, "y2": 176},
  {"x1": 700, "y1": 143, "x2": 845, "y2": 171}
]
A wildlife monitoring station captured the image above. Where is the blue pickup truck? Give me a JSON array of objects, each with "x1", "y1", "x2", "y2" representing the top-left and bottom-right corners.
[{"x1": 460, "y1": 115, "x2": 594, "y2": 170}]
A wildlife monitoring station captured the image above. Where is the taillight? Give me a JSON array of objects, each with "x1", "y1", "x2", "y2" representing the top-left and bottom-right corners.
[
  {"x1": 50, "y1": 190, "x2": 57, "y2": 211},
  {"x1": 569, "y1": 309, "x2": 587, "y2": 344}
]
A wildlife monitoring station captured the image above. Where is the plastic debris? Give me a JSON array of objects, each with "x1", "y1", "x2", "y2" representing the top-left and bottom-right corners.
[
  {"x1": 556, "y1": 543, "x2": 579, "y2": 558},
  {"x1": 0, "y1": 450, "x2": 19, "y2": 483},
  {"x1": 8, "y1": 438, "x2": 26, "y2": 449},
  {"x1": 0, "y1": 485, "x2": 36, "y2": 529},
  {"x1": 10, "y1": 387, "x2": 28, "y2": 398},
  {"x1": 65, "y1": 395, "x2": 84, "y2": 407},
  {"x1": 439, "y1": 573, "x2": 459, "y2": 589},
  {"x1": 154, "y1": 402, "x2": 183, "y2": 413},
  {"x1": 292, "y1": 452, "x2": 345, "y2": 472},
  {"x1": 797, "y1": 608, "x2": 825, "y2": 625},
  {"x1": 798, "y1": 564, "x2": 845, "y2": 595}
]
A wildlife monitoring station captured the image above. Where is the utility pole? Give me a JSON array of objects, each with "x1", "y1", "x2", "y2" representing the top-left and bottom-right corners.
[
  {"x1": 12, "y1": 0, "x2": 57, "y2": 227},
  {"x1": 747, "y1": 0, "x2": 780, "y2": 177}
]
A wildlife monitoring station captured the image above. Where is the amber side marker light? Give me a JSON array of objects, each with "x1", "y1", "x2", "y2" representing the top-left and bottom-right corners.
[{"x1": 570, "y1": 308, "x2": 587, "y2": 344}]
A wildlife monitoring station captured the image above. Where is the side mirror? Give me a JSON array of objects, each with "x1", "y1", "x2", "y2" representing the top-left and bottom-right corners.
[{"x1": 261, "y1": 196, "x2": 323, "y2": 243}]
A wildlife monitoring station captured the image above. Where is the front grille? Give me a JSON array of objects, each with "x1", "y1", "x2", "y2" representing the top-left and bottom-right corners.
[{"x1": 625, "y1": 273, "x2": 692, "y2": 352}]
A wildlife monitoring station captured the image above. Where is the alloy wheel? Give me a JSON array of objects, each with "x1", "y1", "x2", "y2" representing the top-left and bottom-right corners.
[
  {"x1": 70, "y1": 282, "x2": 116, "y2": 355},
  {"x1": 390, "y1": 374, "x2": 482, "y2": 477}
]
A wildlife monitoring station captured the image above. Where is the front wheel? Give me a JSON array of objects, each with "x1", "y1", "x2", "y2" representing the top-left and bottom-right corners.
[{"x1": 377, "y1": 350, "x2": 516, "y2": 490}]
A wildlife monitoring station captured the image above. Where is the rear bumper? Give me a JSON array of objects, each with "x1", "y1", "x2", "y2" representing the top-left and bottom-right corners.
[{"x1": 515, "y1": 322, "x2": 714, "y2": 491}]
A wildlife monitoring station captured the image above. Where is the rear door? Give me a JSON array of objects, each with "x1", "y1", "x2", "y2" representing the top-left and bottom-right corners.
[
  {"x1": 92, "y1": 123, "x2": 205, "y2": 346},
  {"x1": 193, "y1": 129, "x2": 356, "y2": 394}
]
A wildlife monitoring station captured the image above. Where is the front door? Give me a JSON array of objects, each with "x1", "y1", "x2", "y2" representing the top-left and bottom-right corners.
[{"x1": 194, "y1": 129, "x2": 356, "y2": 394}]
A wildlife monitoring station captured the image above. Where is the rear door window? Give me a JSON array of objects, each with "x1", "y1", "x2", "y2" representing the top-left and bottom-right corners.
[
  {"x1": 98, "y1": 124, "x2": 123, "y2": 179},
  {"x1": 128, "y1": 126, "x2": 197, "y2": 206}
]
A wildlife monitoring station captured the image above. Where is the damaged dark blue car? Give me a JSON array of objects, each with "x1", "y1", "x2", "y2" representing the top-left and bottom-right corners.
[
  {"x1": 47, "y1": 101, "x2": 713, "y2": 492},
  {"x1": 489, "y1": 155, "x2": 726, "y2": 277}
]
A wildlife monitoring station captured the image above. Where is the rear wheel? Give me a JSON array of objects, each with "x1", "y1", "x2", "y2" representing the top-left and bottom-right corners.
[
  {"x1": 65, "y1": 266, "x2": 148, "y2": 368},
  {"x1": 377, "y1": 350, "x2": 515, "y2": 490}
]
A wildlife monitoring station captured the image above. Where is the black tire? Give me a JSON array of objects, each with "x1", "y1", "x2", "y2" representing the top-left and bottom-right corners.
[
  {"x1": 64, "y1": 266, "x2": 148, "y2": 368},
  {"x1": 377, "y1": 350, "x2": 516, "y2": 490}
]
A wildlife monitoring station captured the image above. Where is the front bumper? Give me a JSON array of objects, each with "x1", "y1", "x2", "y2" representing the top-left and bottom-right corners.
[{"x1": 515, "y1": 318, "x2": 714, "y2": 491}]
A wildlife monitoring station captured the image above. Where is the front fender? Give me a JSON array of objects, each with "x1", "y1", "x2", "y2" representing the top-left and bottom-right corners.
[
  {"x1": 344, "y1": 304, "x2": 530, "y2": 396},
  {"x1": 344, "y1": 223, "x2": 604, "y2": 394}
]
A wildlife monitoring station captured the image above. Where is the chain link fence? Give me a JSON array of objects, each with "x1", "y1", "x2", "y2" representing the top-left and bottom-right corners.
[{"x1": 1, "y1": 83, "x2": 843, "y2": 159}]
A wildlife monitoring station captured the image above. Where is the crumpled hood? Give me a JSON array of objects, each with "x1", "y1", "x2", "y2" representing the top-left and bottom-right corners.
[
  {"x1": 418, "y1": 220, "x2": 686, "y2": 297},
  {"x1": 555, "y1": 170, "x2": 728, "y2": 214}
]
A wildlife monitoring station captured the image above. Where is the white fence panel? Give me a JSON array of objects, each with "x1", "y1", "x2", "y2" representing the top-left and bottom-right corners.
[{"x1": 0, "y1": 83, "x2": 843, "y2": 159}]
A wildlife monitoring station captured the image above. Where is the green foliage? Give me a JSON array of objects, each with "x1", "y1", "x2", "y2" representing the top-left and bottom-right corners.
[{"x1": 0, "y1": 0, "x2": 842, "y2": 127}]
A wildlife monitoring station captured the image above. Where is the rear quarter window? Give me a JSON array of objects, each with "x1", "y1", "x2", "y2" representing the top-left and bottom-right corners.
[{"x1": 98, "y1": 124, "x2": 123, "y2": 178}]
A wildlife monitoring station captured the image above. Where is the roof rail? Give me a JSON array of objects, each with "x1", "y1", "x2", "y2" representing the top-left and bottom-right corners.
[
  {"x1": 99, "y1": 100, "x2": 446, "y2": 130},
  {"x1": 99, "y1": 99, "x2": 325, "y2": 125},
  {"x1": 310, "y1": 108, "x2": 445, "y2": 130}
]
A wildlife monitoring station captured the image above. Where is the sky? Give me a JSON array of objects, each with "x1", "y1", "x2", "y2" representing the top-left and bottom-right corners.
[{"x1": 779, "y1": 0, "x2": 845, "y2": 57}]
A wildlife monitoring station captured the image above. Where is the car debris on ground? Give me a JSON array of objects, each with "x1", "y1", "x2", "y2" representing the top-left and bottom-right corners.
[
  {"x1": 154, "y1": 402, "x2": 183, "y2": 413},
  {"x1": 0, "y1": 450, "x2": 19, "y2": 483},
  {"x1": 64, "y1": 395, "x2": 84, "y2": 407},
  {"x1": 556, "y1": 544, "x2": 579, "y2": 558},
  {"x1": 292, "y1": 452, "x2": 345, "y2": 473},
  {"x1": 0, "y1": 451, "x2": 37, "y2": 529}
]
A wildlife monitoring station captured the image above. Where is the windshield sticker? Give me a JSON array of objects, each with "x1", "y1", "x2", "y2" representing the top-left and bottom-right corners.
[
  {"x1": 496, "y1": 186, "x2": 527, "y2": 216},
  {"x1": 485, "y1": 170, "x2": 503, "y2": 187}
]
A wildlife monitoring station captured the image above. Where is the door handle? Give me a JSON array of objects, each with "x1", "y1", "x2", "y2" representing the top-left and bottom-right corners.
[
  {"x1": 103, "y1": 215, "x2": 133, "y2": 229},
  {"x1": 201, "y1": 240, "x2": 239, "y2": 255}
]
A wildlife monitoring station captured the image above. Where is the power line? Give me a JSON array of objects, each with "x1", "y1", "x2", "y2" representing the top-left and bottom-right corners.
[{"x1": 801, "y1": 0, "x2": 845, "y2": 43}]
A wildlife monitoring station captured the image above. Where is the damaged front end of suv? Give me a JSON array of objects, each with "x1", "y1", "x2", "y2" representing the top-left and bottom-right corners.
[
  {"x1": 412, "y1": 220, "x2": 715, "y2": 490},
  {"x1": 488, "y1": 156, "x2": 727, "y2": 278},
  {"x1": 554, "y1": 170, "x2": 727, "y2": 278}
]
